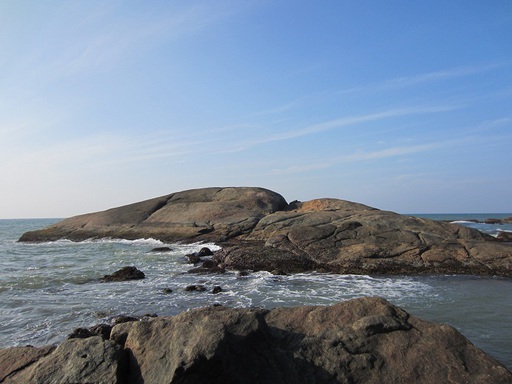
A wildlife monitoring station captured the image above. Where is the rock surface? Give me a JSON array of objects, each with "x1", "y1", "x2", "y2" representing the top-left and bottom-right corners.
[
  {"x1": 18, "y1": 187, "x2": 512, "y2": 276},
  {"x1": 1, "y1": 297, "x2": 511, "y2": 383},
  {"x1": 2, "y1": 337, "x2": 124, "y2": 384}
]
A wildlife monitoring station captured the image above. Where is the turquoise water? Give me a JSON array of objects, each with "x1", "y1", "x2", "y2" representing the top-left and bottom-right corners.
[{"x1": 0, "y1": 217, "x2": 511, "y2": 370}]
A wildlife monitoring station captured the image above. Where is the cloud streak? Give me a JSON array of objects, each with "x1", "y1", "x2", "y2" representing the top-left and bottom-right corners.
[{"x1": 215, "y1": 104, "x2": 460, "y2": 154}]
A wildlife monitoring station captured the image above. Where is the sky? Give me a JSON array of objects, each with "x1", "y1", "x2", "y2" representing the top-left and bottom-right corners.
[{"x1": 1, "y1": 1, "x2": 511, "y2": 218}]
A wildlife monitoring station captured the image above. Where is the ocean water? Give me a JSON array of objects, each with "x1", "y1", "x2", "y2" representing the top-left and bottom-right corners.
[{"x1": 1, "y1": 216, "x2": 512, "y2": 370}]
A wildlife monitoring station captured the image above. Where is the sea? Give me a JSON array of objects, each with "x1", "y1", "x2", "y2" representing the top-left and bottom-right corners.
[{"x1": 1, "y1": 214, "x2": 512, "y2": 369}]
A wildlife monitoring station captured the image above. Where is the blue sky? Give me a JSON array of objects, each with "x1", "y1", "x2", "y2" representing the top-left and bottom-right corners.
[{"x1": 1, "y1": 1, "x2": 511, "y2": 218}]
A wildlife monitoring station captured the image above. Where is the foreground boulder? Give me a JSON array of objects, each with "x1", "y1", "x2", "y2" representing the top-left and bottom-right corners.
[
  {"x1": 18, "y1": 187, "x2": 512, "y2": 276},
  {"x1": 1, "y1": 297, "x2": 510, "y2": 383}
]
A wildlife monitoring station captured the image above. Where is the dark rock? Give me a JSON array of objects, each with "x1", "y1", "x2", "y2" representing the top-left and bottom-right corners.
[
  {"x1": 201, "y1": 259, "x2": 216, "y2": 268},
  {"x1": 485, "y1": 218, "x2": 503, "y2": 224},
  {"x1": 68, "y1": 324, "x2": 113, "y2": 340},
  {"x1": 89, "y1": 324, "x2": 113, "y2": 340},
  {"x1": 162, "y1": 288, "x2": 173, "y2": 294},
  {"x1": 112, "y1": 315, "x2": 138, "y2": 325},
  {"x1": 211, "y1": 286, "x2": 222, "y2": 294},
  {"x1": 184, "y1": 284, "x2": 206, "y2": 292},
  {"x1": 149, "y1": 246, "x2": 172, "y2": 252},
  {"x1": 497, "y1": 231, "x2": 512, "y2": 242},
  {"x1": 236, "y1": 271, "x2": 250, "y2": 277},
  {"x1": 197, "y1": 247, "x2": 214, "y2": 257},
  {"x1": 101, "y1": 266, "x2": 145, "y2": 282},
  {"x1": 67, "y1": 328, "x2": 96, "y2": 339},
  {"x1": 186, "y1": 253, "x2": 201, "y2": 264}
]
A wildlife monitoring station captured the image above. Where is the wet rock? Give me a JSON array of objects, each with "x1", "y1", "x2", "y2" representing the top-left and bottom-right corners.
[
  {"x1": 211, "y1": 286, "x2": 222, "y2": 294},
  {"x1": 101, "y1": 266, "x2": 145, "y2": 282},
  {"x1": 197, "y1": 247, "x2": 214, "y2": 257},
  {"x1": 112, "y1": 315, "x2": 138, "y2": 325},
  {"x1": 186, "y1": 253, "x2": 201, "y2": 264},
  {"x1": 162, "y1": 288, "x2": 173, "y2": 294},
  {"x1": 184, "y1": 284, "x2": 206, "y2": 292},
  {"x1": 497, "y1": 231, "x2": 512, "y2": 242},
  {"x1": 68, "y1": 328, "x2": 96, "y2": 339},
  {"x1": 149, "y1": 246, "x2": 173, "y2": 252},
  {"x1": 201, "y1": 259, "x2": 216, "y2": 268}
]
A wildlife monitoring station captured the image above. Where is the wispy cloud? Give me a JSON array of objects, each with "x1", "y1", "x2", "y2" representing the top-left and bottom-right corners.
[
  {"x1": 382, "y1": 62, "x2": 508, "y2": 88},
  {"x1": 63, "y1": 2, "x2": 246, "y2": 76},
  {"x1": 216, "y1": 104, "x2": 460, "y2": 154},
  {"x1": 330, "y1": 62, "x2": 510, "y2": 97}
]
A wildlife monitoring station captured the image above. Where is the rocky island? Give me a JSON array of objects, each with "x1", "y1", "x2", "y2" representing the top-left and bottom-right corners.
[{"x1": 19, "y1": 186, "x2": 512, "y2": 277}]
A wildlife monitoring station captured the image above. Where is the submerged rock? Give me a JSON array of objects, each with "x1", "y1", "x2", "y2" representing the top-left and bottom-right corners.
[
  {"x1": 184, "y1": 284, "x2": 206, "y2": 292},
  {"x1": 149, "y1": 246, "x2": 172, "y2": 252}
]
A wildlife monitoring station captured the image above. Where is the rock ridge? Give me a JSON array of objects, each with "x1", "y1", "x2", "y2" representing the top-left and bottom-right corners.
[
  {"x1": 1, "y1": 297, "x2": 511, "y2": 383},
  {"x1": 18, "y1": 186, "x2": 512, "y2": 276}
]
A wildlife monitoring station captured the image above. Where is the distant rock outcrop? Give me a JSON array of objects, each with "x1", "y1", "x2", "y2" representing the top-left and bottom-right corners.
[
  {"x1": 1, "y1": 298, "x2": 511, "y2": 383},
  {"x1": 19, "y1": 187, "x2": 512, "y2": 276}
]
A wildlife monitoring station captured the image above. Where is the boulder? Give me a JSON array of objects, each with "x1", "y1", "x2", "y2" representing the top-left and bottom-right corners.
[
  {"x1": 101, "y1": 266, "x2": 145, "y2": 282},
  {"x1": 197, "y1": 247, "x2": 214, "y2": 256},
  {"x1": 18, "y1": 187, "x2": 512, "y2": 277},
  {"x1": 106, "y1": 297, "x2": 511, "y2": 383}
]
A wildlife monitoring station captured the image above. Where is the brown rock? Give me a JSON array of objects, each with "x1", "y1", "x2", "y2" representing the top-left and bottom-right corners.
[
  {"x1": 3, "y1": 337, "x2": 123, "y2": 384},
  {"x1": 19, "y1": 187, "x2": 287, "y2": 243},
  {"x1": 0, "y1": 345, "x2": 55, "y2": 382},
  {"x1": 106, "y1": 297, "x2": 512, "y2": 384},
  {"x1": 497, "y1": 231, "x2": 512, "y2": 242}
]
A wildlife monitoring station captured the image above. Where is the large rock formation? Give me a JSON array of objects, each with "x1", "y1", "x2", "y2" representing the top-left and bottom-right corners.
[
  {"x1": 19, "y1": 187, "x2": 288, "y2": 243},
  {"x1": 19, "y1": 187, "x2": 512, "y2": 276},
  {"x1": 1, "y1": 298, "x2": 511, "y2": 383}
]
